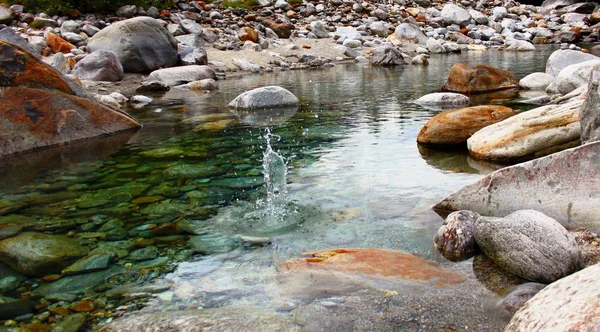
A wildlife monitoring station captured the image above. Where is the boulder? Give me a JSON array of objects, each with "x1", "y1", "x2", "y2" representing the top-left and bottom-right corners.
[
  {"x1": 238, "y1": 27, "x2": 258, "y2": 43},
  {"x1": 0, "y1": 41, "x2": 140, "y2": 157},
  {"x1": 228, "y1": 86, "x2": 299, "y2": 110},
  {"x1": 370, "y1": 45, "x2": 406, "y2": 66},
  {"x1": 434, "y1": 141, "x2": 600, "y2": 227},
  {"x1": 0, "y1": 28, "x2": 38, "y2": 56},
  {"x1": 45, "y1": 32, "x2": 75, "y2": 54},
  {"x1": 414, "y1": 93, "x2": 469, "y2": 107},
  {"x1": 87, "y1": 17, "x2": 178, "y2": 73},
  {"x1": 310, "y1": 20, "x2": 330, "y2": 38},
  {"x1": 581, "y1": 65, "x2": 600, "y2": 143},
  {"x1": 474, "y1": 210, "x2": 583, "y2": 283},
  {"x1": 147, "y1": 65, "x2": 216, "y2": 87},
  {"x1": 417, "y1": 105, "x2": 515, "y2": 145},
  {"x1": 434, "y1": 210, "x2": 480, "y2": 262},
  {"x1": 491, "y1": 283, "x2": 546, "y2": 318},
  {"x1": 0, "y1": 232, "x2": 89, "y2": 276},
  {"x1": 553, "y1": 60, "x2": 600, "y2": 95},
  {"x1": 467, "y1": 99, "x2": 582, "y2": 161},
  {"x1": 519, "y1": 72, "x2": 555, "y2": 90},
  {"x1": 261, "y1": 19, "x2": 294, "y2": 38},
  {"x1": 545, "y1": 49, "x2": 599, "y2": 77},
  {"x1": 72, "y1": 50, "x2": 124, "y2": 81},
  {"x1": 178, "y1": 46, "x2": 208, "y2": 66},
  {"x1": 426, "y1": 38, "x2": 446, "y2": 54},
  {"x1": 505, "y1": 264, "x2": 600, "y2": 331},
  {"x1": 394, "y1": 23, "x2": 427, "y2": 44},
  {"x1": 334, "y1": 26, "x2": 362, "y2": 41},
  {"x1": 442, "y1": 63, "x2": 519, "y2": 94},
  {"x1": 0, "y1": 5, "x2": 13, "y2": 24},
  {"x1": 441, "y1": 4, "x2": 472, "y2": 26},
  {"x1": 505, "y1": 40, "x2": 535, "y2": 52}
]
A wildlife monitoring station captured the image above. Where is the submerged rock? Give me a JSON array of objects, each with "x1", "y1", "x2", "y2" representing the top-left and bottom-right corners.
[
  {"x1": 491, "y1": 283, "x2": 546, "y2": 318},
  {"x1": 414, "y1": 93, "x2": 469, "y2": 107},
  {"x1": 228, "y1": 86, "x2": 299, "y2": 110},
  {"x1": 506, "y1": 264, "x2": 600, "y2": 331},
  {"x1": 417, "y1": 105, "x2": 514, "y2": 145},
  {"x1": 442, "y1": 63, "x2": 519, "y2": 94},
  {"x1": 434, "y1": 210, "x2": 480, "y2": 262}
]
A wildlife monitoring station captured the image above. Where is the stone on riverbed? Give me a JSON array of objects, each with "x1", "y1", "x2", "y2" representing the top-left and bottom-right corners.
[
  {"x1": 72, "y1": 50, "x2": 124, "y2": 81},
  {"x1": 417, "y1": 105, "x2": 514, "y2": 145},
  {"x1": 370, "y1": 45, "x2": 406, "y2": 66},
  {"x1": 414, "y1": 93, "x2": 469, "y2": 108},
  {"x1": 441, "y1": 3, "x2": 472, "y2": 26},
  {"x1": 467, "y1": 99, "x2": 582, "y2": 161},
  {"x1": 442, "y1": 63, "x2": 519, "y2": 94},
  {"x1": 505, "y1": 264, "x2": 600, "y2": 331},
  {"x1": 545, "y1": 49, "x2": 600, "y2": 77},
  {"x1": 393, "y1": 23, "x2": 427, "y2": 44},
  {"x1": 434, "y1": 210, "x2": 480, "y2": 261},
  {"x1": 519, "y1": 72, "x2": 555, "y2": 90},
  {"x1": 491, "y1": 282, "x2": 546, "y2": 318},
  {"x1": 505, "y1": 39, "x2": 535, "y2": 52},
  {"x1": 474, "y1": 210, "x2": 583, "y2": 283},
  {"x1": 551, "y1": 60, "x2": 600, "y2": 95},
  {"x1": 434, "y1": 140, "x2": 600, "y2": 228},
  {"x1": 581, "y1": 64, "x2": 600, "y2": 144},
  {"x1": 87, "y1": 17, "x2": 178, "y2": 73},
  {"x1": 0, "y1": 232, "x2": 89, "y2": 276},
  {"x1": 146, "y1": 65, "x2": 216, "y2": 87},
  {"x1": 228, "y1": 86, "x2": 299, "y2": 110}
]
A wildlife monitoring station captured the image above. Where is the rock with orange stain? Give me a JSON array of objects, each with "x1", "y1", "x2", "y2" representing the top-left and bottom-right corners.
[
  {"x1": 417, "y1": 105, "x2": 515, "y2": 145},
  {"x1": 442, "y1": 63, "x2": 519, "y2": 94},
  {"x1": 19, "y1": 323, "x2": 50, "y2": 332},
  {"x1": 69, "y1": 300, "x2": 95, "y2": 312},
  {"x1": 277, "y1": 248, "x2": 465, "y2": 300},
  {"x1": 237, "y1": 27, "x2": 258, "y2": 43},
  {"x1": 49, "y1": 306, "x2": 71, "y2": 316},
  {"x1": 45, "y1": 32, "x2": 75, "y2": 54}
]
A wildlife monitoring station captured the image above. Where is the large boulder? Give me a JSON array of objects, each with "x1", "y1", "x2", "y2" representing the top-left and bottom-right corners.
[
  {"x1": 414, "y1": 93, "x2": 469, "y2": 107},
  {"x1": 519, "y1": 72, "x2": 555, "y2": 90},
  {"x1": 72, "y1": 50, "x2": 124, "y2": 81},
  {"x1": 505, "y1": 39, "x2": 535, "y2": 52},
  {"x1": 552, "y1": 60, "x2": 600, "y2": 95},
  {"x1": 434, "y1": 210, "x2": 480, "y2": 262},
  {"x1": 581, "y1": 64, "x2": 600, "y2": 143},
  {"x1": 417, "y1": 105, "x2": 515, "y2": 145},
  {"x1": 146, "y1": 65, "x2": 216, "y2": 86},
  {"x1": 434, "y1": 141, "x2": 600, "y2": 227},
  {"x1": 441, "y1": 4, "x2": 472, "y2": 26},
  {"x1": 474, "y1": 210, "x2": 583, "y2": 283},
  {"x1": 0, "y1": 232, "x2": 89, "y2": 276},
  {"x1": 442, "y1": 63, "x2": 519, "y2": 94},
  {"x1": 545, "y1": 49, "x2": 599, "y2": 77},
  {"x1": 505, "y1": 263, "x2": 600, "y2": 331},
  {"x1": 228, "y1": 86, "x2": 299, "y2": 110},
  {"x1": 87, "y1": 16, "x2": 178, "y2": 73},
  {"x1": 0, "y1": 41, "x2": 140, "y2": 157},
  {"x1": 393, "y1": 23, "x2": 427, "y2": 44},
  {"x1": 370, "y1": 45, "x2": 406, "y2": 66},
  {"x1": 467, "y1": 99, "x2": 582, "y2": 161}
]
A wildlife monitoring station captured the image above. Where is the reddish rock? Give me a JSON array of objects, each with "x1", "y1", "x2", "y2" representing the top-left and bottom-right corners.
[
  {"x1": 69, "y1": 300, "x2": 95, "y2": 312},
  {"x1": 261, "y1": 19, "x2": 295, "y2": 38},
  {"x1": 45, "y1": 32, "x2": 75, "y2": 54},
  {"x1": 417, "y1": 105, "x2": 515, "y2": 145},
  {"x1": 442, "y1": 63, "x2": 519, "y2": 94},
  {"x1": 238, "y1": 27, "x2": 258, "y2": 43}
]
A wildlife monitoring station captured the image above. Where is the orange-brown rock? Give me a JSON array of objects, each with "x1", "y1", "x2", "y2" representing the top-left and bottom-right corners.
[
  {"x1": 417, "y1": 105, "x2": 515, "y2": 145},
  {"x1": 278, "y1": 248, "x2": 465, "y2": 299},
  {"x1": 45, "y1": 32, "x2": 75, "y2": 54},
  {"x1": 261, "y1": 19, "x2": 294, "y2": 38},
  {"x1": 237, "y1": 27, "x2": 258, "y2": 43},
  {"x1": 69, "y1": 300, "x2": 95, "y2": 312},
  {"x1": 0, "y1": 41, "x2": 140, "y2": 157},
  {"x1": 442, "y1": 63, "x2": 519, "y2": 94}
]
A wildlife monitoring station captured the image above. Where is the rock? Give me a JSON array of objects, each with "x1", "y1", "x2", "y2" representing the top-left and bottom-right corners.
[
  {"x1": 426, "y1": 38, "x2": 446, "y2": 54},
  {"x1": 417, "y1": 105, "x2": 515, "y2": 145},
  {"x1": 136, "y1": 80, "x2": 170, "y2": 93},
  {"x1": 147, "y1": 65, "x2": 216, "y2": 86},
  {"x1": 310, "y1": 21, "x2": 330, "y2": 38},
  {"x1": 45, "y1": 32, "x2": 74, "y2": 54},
  {"x1": 414, "y1": 92, "x2": 470, "y2": 107},
  {"x1": 116, "y1": 5, "x2": 137, "y2": 17},
  {"x1": 232, "y1": 58, "x2": 261, "y2": 72},
  {"x1": 88, "y1": 17, "x2": 178, "y2": 73},
  {"x1": 228, "y1": 86, "x2": 299, "y2": 110},
  {"x1": 505, "y1": 39, "x2": 535, "y2": 52},
  {"x1": 334, "y1": 26, "x2": 362, "y2": 41},
  {"x1": 369, "y1": 21, "x2": 387, "y2": 38},
  {"x1": 441, "y1": 3, "x2": 472, "y2": 26},
  {"x1": 581, "y1": 65, "x2": 600, "y2": 143},
  {"x1": 394, "y1": 23, "x2": 427, "y2": 44},
  {"x1": 0, "y1": 5, "x2": 13, "y2": 24},
  {"x1": 553, "y1": 60, "x2": 600, "y2": 95},
  {"x1": 72, "y1": 50, "x2": 124, "y2": 81},
  {"x1": 474, "y1": 210, "x2": 583, "y2": 283},
  {"x1": 505, "y1": 264, "x2": 600, "y2": 331},
  {"x1": 130, "y1": 95, "x2": 152, "y2": 106},
  {"x1": 467, "y1": 99, "x2": 581, "y2": 161},
  {"x1": 442, "y1": 63, "x2": 519, "y2": 93},
  {"x1": 61, "y1": 254, "x2": 111, "y2": 275},
  {"x1": 519, "y1": 72, "x2": 555, "y2": 90},
  {"x1": 35, "y1": 265, "x2": 125, "y2": 295},
  {"x1": 238, "y1": 27, "x2": 258, "y2": 43},
  {"x1": 0, "y1": 28, "x2": 39, "y2": 56},
  {"x1": 370, "y1": 45, "x2": 406, "y2": 66},
  {"x1": 434, "y1": 210, "x2": 480, "y2": 262},
  {"x1": 0, "y1": 41, "x2": 140, "y2": 157},
  {"x1": 0, "y1": 232, "x2": 89, "y2": 276},
  {"x1": 491, "y1": 283, "x2": 546, "y2": 318},
  {"x1": 189, "y1": 78, "x2": 218, "y2": 91},
  {"x1": 411, "y1": 54, "x2": 429, "y2": 65},
  {"x1": 469, "y1": 9, "x2": 488, "y2": 25},
  {"x1": 129, "y1": 246, "x2": 159, "y2": 261},
  {"x1": 188, "y1": 233, "x2": 240, "y2": 254},
  {"x1": 179, "y1": 46, "x2": 208, "y2": 66},
  {"x1": 545, "y1": 49, "x2": 599, "y2": 77},
  {"x1": 52, "y1": 313, "x2": 87, "y2": 332},
  {"x1": 261, "y1": 19, "x2": 294, "y2": 38}
]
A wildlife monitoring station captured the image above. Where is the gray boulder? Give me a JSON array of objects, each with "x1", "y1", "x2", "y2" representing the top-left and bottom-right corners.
[
  {"x1": 147, "y1": 65, "x2": 216, "y2": 87},
  {"x1": 581, "y1": 64, "x2": 600, "y2": 143},
  {"x1": 228, "y1": 86, "x2": 299, "y2": 110},
  {"x1": 369, "y1": 21, "x2": 387, "y2": 38},
  {"x1": 505, "y1": 39, "x2": 535, "y2": 52},
  {"x1": 0, "y1": 27, "x2": 38, "y2": 56},
  {"x1": 434, "y1": 210, "x2": 480, "y2": 262},
  {"x1": 72, "y1": 50, "x2": 124, "y2": 81},
  {"x1": 414, "y1": 93, "x2": 469, "y2": 106},
  {"x1": 426, "y1": 38, "x2": 446, "y2": 54},
  {"x1": 88, "y1": 17, "x2": 178, "y2": 73},
  {"x1": 545, "y1": 49, "x2": 599, "y2": 77},
  {"x1": 310, "y1": 21, "x2": 330, "y2": 38},
  {"x1": 370, "y1": 45, "x2": 406, "y2": 66},
  {"x1": 179, "y1": 46, "x2": 208, "y2": 66},
  {"x1": 519, "y1": 72, "x2": 555, "y2": 90},
  {"x1": 553, "y1": 60, "x2": 600, "y2": 95},
  {"x1": 506, "y1": 264, "x2": 600, "y2": 331},
  {"x1": 441, "y1": 4, "x2": 472, "y2": 26},
  {"x1": 474, "y1": 210, "x2": 583, "y2": 283},
  {"x1": 394, "y1": 23, "x2": 427, "y2": 44},
  {"x1": 0, "y1": 5, "x2": 13, "y2": 24}
]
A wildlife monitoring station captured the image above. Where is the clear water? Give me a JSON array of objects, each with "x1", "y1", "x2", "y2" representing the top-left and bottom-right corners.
[{"x1": 0, "y1": 46, "x2": 558, "y2": 328}]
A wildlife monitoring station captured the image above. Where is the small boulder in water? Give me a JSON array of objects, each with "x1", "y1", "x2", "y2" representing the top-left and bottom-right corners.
[
  {"x1": 228, "y1": 86, "x2": 299, "y2": 110},
  {"x1": 434, "y1": 210, "x2": 480, "y2": 262},
  {"x1": 414, "y1": 92, "x2": 469, "y2": 107}
]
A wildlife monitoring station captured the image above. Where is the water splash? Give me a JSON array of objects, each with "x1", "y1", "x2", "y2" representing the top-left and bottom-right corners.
[{"x1": 262, "y1": 128, "x2": 288, "y2": 215}]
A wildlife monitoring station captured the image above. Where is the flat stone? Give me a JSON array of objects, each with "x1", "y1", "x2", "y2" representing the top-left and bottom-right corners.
[
  {"x1": 35, "y1": 265, "x2": 125, "y2": 295},
  {"x1": 147, "y1": 65, "x2": 216, "y2": 87},
  {"x1": 52, "y1": 313, "x2": 87, "y2": 332},
  {"x1": 61, "y1": 254, "x2": 111, "y2": 275}
]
